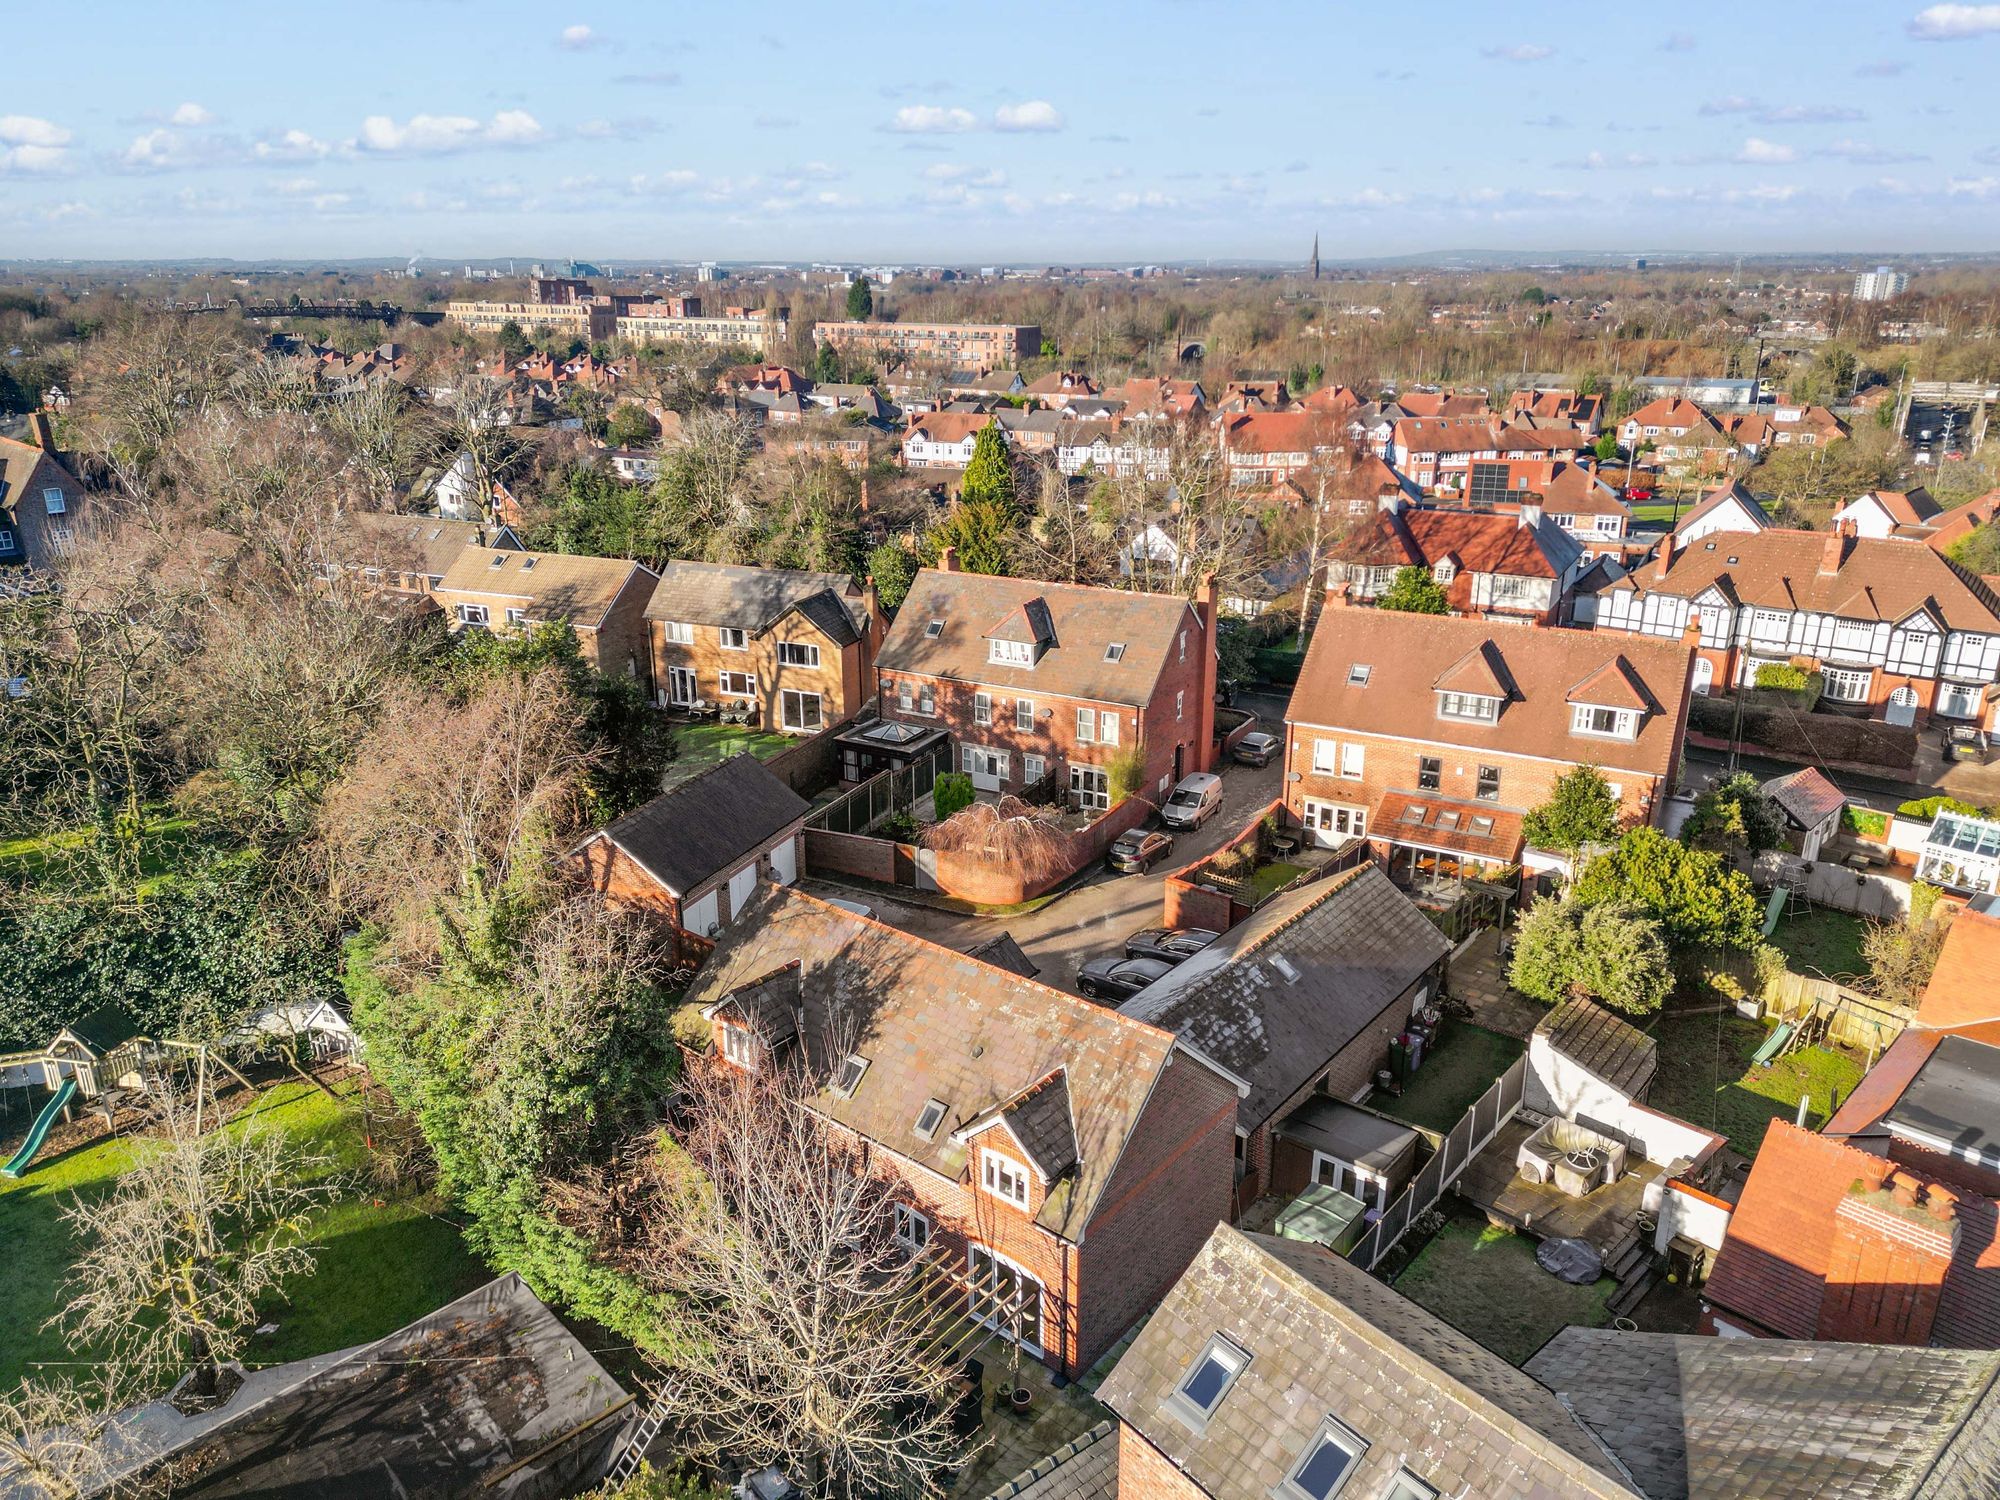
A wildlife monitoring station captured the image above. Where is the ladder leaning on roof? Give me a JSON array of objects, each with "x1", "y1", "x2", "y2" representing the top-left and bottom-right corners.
[{"x1": 605, "y1": 1382, "x2": 680, "y2": 1486}]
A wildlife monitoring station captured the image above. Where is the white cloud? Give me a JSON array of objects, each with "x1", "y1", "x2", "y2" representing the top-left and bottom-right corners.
[
  {"x1": 994, "y1": 99, "x2": 1063, "y2": 132},
  {"x1": 254, "y1": 128, "x2": 332, "y2": 161},
  {"x1": 1759, "y1": 104, "x2": 1865, "y2": 123},
  {"x1": 1481, "y1": 43, "x2": 1553, "y2": 61},
  {"x1": 890, "y1": 105, "x2": 977, "y2": 133},
  {"x1": 560, "y1": 23, "x2": 604, "y2": 49},
  {"x1": 1909, "y1": 4, "x2": 2000, "y2": 39},
  {"x1": 0, "y1": 115, "x2": 72, "y2": 173},
  {"x1": 628, "y1": 169, "x2": 700, "y2": 194},
  {"x1": 1949, "y1": 175, "x2": 2000, "y2": 196},
  {"x1": 272, "y1": 176, "x2": 320, "y2": 195},
  {"x1": 924, "y1": 163, "x2": 1006, "y2": 187},
  {"x1": 1563, "y1": 150, "x2": 1657, "y2": 169},
  {"x1": 169, "y1": 102, "x2": 215, "y2": 127},
  {"x1": 41, "y1": 201, "x2": 96, "y2": 221},
  {"x1": 1735, "y1": 136, "x2": 1797, "y2": 163},
  {"x1": 122, "y1": 128, "x2": 180, "y2": 168},
  {"x1": 356, "y1": 111, "x2": 545, "y2": 153}
]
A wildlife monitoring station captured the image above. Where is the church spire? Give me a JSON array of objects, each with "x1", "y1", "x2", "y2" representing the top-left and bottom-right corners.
[{"x1": 1310, "y1": 233, "x2": 1320, "y2": 281}]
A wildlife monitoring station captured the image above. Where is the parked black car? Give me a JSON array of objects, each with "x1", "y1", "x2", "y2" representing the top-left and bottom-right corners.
[
  {"x1": 1076, "y1": 954, "x2": 1175, "y2": 1002},
  {"x1": 1123, "y1": 926, "x2": 1222, "y2": 964},
  {"x1": 1106, "y1": 828, "x2": 1176, "y2": 873},
  {"x1": 1231, "y1": 730, "x2": 1281, "y2": 767}
]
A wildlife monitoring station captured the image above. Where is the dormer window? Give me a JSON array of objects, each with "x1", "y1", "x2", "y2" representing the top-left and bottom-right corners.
[
  {"x1": 989, "y1": 639, "x2": 1035, "y2": 667},
  {"x1": 721, "y1": 1022, "x2": 758, "y2": 1070},
  {"x1": 981, "y1": 1148, "x2": 1030, "y2": 1207},
  {"x1": 1572, "y1": 704, "x2": 1638, "y2": 739},
  {"x1": 1432, "y1": 560, "x2": 1455, "y2": 584},
  {"x1": 1437, "y1": 691, "x2": 1500, "y2": 723}
]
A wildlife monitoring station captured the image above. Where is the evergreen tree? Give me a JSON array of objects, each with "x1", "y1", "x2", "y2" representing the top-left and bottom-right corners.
[
  {"x1": 1377, "y1": 564, "x2": 1449, "y2": 614},
  {"x1": 1522, "y1": 765, "x2": 1621, "y2": 862},
  {"x1": 845, "y1": 275, "x2": 873, "y2": 319}
]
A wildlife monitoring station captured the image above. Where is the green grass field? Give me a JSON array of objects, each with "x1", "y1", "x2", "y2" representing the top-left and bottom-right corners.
[
  {"x1": 1394, "y1": 1215, "x2": 1611, "y2": 1365},
  {"x1": 1769, "y1": 908, "x2": 1871, "y2": 983},
  {"x1": 1374, "y1": 1023, "x2": 1526, "y2": 1134},
  {"x1": 660, "y1": 723, "x2": 795, "y2": 789},
  {"x1": 1644, "y1": 1011, "x2": 1867, "y2": 1155},
  {"x1": 0, "y1": 1076, "x2": 487, "y2": 1390}
]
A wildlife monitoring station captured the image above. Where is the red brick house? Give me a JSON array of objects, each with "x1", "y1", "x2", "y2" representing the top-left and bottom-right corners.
[
  {"x1": 0, "y1": 412, "x2": 88, "y2": 571},
  {"x1": 875, "y1": 560, "x2": 1217, "y2": 807},
  {"x1": 1325, "y1": 497, "x2": 1586, "y2": 625},
  {"x1": 1118, "y1": 864, "x2": 1450, "y2": 1208},
  {"x1": 686, "y1": 884, "x2": 1246, "y2": 1377},
  {"x1": 1283, "y1": 609, "x2": 1694, "y2": 888},
  {"x1": 1587, "y1": 522, "x2": 2000, "y2": 727}
]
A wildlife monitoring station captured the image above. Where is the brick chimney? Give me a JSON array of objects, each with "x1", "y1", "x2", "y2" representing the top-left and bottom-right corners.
[
  {"x1": 938, "y1": 545, "x2": 959, "y2": 574},
  {"x1": 27, "y1": 409, "x2": 54, "y2": 453},
  {"x1": 1194, "y1": 572, "x2": 1220, "y2": 773},
  {"x1": 1653, "y1": 538, "x2": 1675, "y2": 583},
  {"x1": 1820, "y1": 520, "x2": 1854, "y2": 577},
  {"x1": 1816, "y1": 1181, "x2": 1958, "y2": 1345},
  {"x1": 1681, "y1": 613, "x2": 1703, "y2": 649},
  {"x1": 862, "y1": 574, "x2": 887, "y2": 661},
  {"x1": 858, "y1": 477, "x2": 871, "y2": 514}
]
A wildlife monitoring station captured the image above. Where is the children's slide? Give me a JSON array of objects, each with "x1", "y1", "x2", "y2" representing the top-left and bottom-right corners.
[{"x1": 2, "y1": 1077, "x2": 78, "y2": 1179}]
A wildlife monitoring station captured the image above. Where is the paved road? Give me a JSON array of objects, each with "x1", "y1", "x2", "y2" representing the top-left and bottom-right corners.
[{"x1": 801, "y1": 695, "x2": 1290, "y2": 996}]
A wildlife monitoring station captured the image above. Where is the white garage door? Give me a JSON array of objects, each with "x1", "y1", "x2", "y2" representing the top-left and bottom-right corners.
[
  {"x1": 682, "y1": 890, "x2": 719, "y2": 938},
  {"x1": 768, "y1": 838, "x2": 797, "y2": 885},
  {"x1": 727, "y1": 862, "x2": 760, "y2": 919}
]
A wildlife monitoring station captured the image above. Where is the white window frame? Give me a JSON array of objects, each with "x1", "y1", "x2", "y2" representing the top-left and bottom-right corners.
[
  {"x1": 1071, "y1": 764, "x2": 1109, "y2": 812},
  {"x1": 1822, "y1": 666, "x2": 1871, "y2": 704},
  {"x1": 1076, "y1": 707, "x2": 1097, "y2": 743},
  {"x1": 1024, "y1": 753, "x2": 1046, "y2": 782},
  {"x1": 660, "y1": 620, "x2": 695, "y2": 645},
  {"x1": 1570, "y1": 704, "x2": 1637, "y2": 739},
  {"x1": 1281, "y1": 1417, "x2": 1368, "y2": 1500},
  {"x1": 1176, "y1": 689, "x2": 1185, "y2": 721},
  {"x1": 893, "y1": 1203, "x2": 930, "y2": 1252},
  {"x1": 917, "y1": 683, "x2": 936, "y2": 716},
  {"x1": 1339, "y1": 742, "x2": 1364, "y2": 780},
  {"x1": 778, "y1": 640, "x2": 820, "y2": 668},
  {"x1": 1313, "y1": 739, "x2": 1339, "y2": 775},
  {"x1": 1169, "y1": 1335, "x2": 1249, "y2": 1426},
  {"x1": 0, "y1": 529, "x2": 15, "y2": 552},
  {"x1": 1100, "y1": 710, "x2": 1120, "y2": 746},
  {"x1": 1438, "y1": 692, "x2": 1499, "y2": 722},
  {"x1": 719, "y1": 627, "x2": 749, "y2": 651},
  {"x1": 1015, "y1": 698, "x2": 1035, "y2": 732},
  {"x1": 988, "y1": 638, "x2": 1034, "y2": 667},
  {"x1": 721, "y1": 1021, "x2": 757, "y2": 1070},
  {"x1": 720, "y1": 670, "x2": 757, "y2": 698},
  {"x1": 781, "y1": 688, "x2": 824, "y2": 733},
  {"x1": 981, "y1": 1148, "x2": 1031, "y2": 1207},
  {"x1": 41, "y1": 487, "x2": 65, "y2": 516},
  {"x1": 456, "y1": 603, "x2": 490, "y2": 626},
  {"x1": 973, "y1": 692, "x2": 992, "y2": 727},
  {"x1": 897, "y1": 680, "x2": 913, "y2": 712},
  {"x1": 505, "y1": 607, "x2": 528, "y2": 627}
]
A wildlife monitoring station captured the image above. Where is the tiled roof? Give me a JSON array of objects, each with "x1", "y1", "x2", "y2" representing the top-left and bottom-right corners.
[
  {"x1": 1613, "y1": 526, "x2": 2000, "y2": 633},
  {"x1": 581, "y1": 753, "x2": 807, "y2": 897},
  {"x1": 1118, "y1": 866, "x2": 1450, "y2": 1129},
  {"x1": 1671, "y1": 480, "x2": 1769, "y2": 535},
  {"x1": 348, "y1": 512, "x2": 510, "y2": 577},
  {"x1": 1288, "y1": 609, "x2": 1693, "y2": 779},
  {"x1": 1857, "y1": 488, "x2": 1943, "y2": 527},
  {"x1": 644, "y1": 560, "x2": 863, "y2": 641},
  {"x1": 1333, "y1": 507, "x2": 1582, "y2": 581},
  {"x1": 1536, "y1": 999, "x2": 1658, "y2": 1098},
  {"x1": 1565, "y1": 656, "x2": 1653, "y2": 711},
  {"x1": 1391, "y1": 415, "x2": 1506, "y2": 455},
  {"x1": 1434, "y1": 640, "x2": 1513, "y2": 698},
  {"x1": 906, "y1": 411, "x2": 996, "y2": 445},
  {"x1": 1219, "y1": 411, "x2": 1332, "y2": 455},
  {"x1": 1527, "y1": 1327, "x2": 2000, "y2": 1500},
  {"x1": 878, "y1": 569, "x2": 1197, "y2": 708},
  {"x1": 1623, "y1": 396, "x2": 1715, "y2": 431},
  {"x1": 683, "y1": 885, "x2": 1200, "y2": 1239},
  {"x1": 1919, "y1": 904, "x2": 2000, "y2": 1030},
  {"x1": 1373, "y1": 792, "x2": 1524, "y2": 861},
  {"x1": 436, "y1": 546, "x2": 655, "y2": 628},
  {"x1": 982, "y1": 1420, "x2": 1116, "y2": 1500},
  {"x1": 1927, "y1": 489, "x2": 2000, "y2": 552},
  {"x1": 1099, "y1": 1226, "x2": 1630, "y2": 1500},
  {"x1": 1762, "y1": 766, "x2": 1847, "y2": 831}
]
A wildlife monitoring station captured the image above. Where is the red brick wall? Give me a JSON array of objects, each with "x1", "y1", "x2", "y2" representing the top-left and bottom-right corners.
[
  {"x1": 572, "y1": 836, "x2": 682, "y2": 926},
  {"x1": 804, "y1": 828, "x2": 900, "y2": 885},
  {"x1": 930, "y1": 796, "x2": 1154, "y2": 905},
  {"x1": 1117, "y1": 1423, "x2": 1209, "y2": 1500},
  {"x1": 1075, "y1": 1054, "x2": 1239, "y2": 1364},
  {"x1": 1163, "y1": 877, "x2": 1234, "y2": 935}
]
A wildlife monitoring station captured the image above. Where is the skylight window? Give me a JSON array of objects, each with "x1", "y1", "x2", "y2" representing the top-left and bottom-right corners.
[
  {"x1": 489, "y1": 554, "x2": 507, "y2": 568},
  {"x1": 1470, "y1": 815, "x2": 1495, "y2": 838},
  {"x1": 924, "y1": 619, "x2": 944, "y2": 638},
  {"x1": 1104, "y1": 642, "x2": 1127, "y2": 663},
  {"x1": 1283, "y1": 1418, "x2": 1367, "y2": 1500},
  {"x1": 1271, "y1": 954, "x2": 1300, "y2": 983},
  {"x1": 1347, "y1": 664, "x2": 1371, "y2": 686},
  {"x1": 520, "y1": 556, "x2": 537, "y2": 571},
  {"x1": 914, "y1": 1098, "x2": 947, "y2": 1139},
  {"x1": 834, "y1": 1055, "x2": 870, "y2": 1097},
  {"x1": 1170, "y1": 1336, "x2": 1248, "y2": 1425},
  {"x1": 1402, "y1": 804, "x2": 1428, "y2": 824}
]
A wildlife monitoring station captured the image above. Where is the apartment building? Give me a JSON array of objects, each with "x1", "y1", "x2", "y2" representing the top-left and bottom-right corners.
[
  {"x1": 645, "y1": 560, "x2": 880, "y2": 733},
  {"x1": 614, "y1": 304, "x2": 788, "y2": 354},
  {"x1": 1283, "y1": 609, "x2": 1694, "y2": 887},
  {"x1": 432, "y1": 546, "x2": 658, "y2": 681},
  {"x1": 688, "y1": 884, "x2": 1243, "y2": 1378},
  {"x1": 875, "y1": 560, "x2": 1216, "y2": 807},
  {"x1": 1326, "y1": 497, "x2": 1586, "y2": 625},
  {"x1": 812, "y1": 320, "x2": 1041, "y2": 367},
  {"x1": 1589, "y1": 522, "x2": 2000, "y2": 726},
  {"x1": 445, "y1": 296, "x2": 617, "y2": 342}
]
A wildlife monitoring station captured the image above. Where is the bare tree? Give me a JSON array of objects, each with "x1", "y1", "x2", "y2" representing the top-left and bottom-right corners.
[
  {"x1": 327, "y1": 378, "x2": 435, "y2": 512},
  {"x1": 656, "y1": 408, "x2": 761, "y2": 562},
  {"x1": 436, "y1": 375, "x2": 532, "y2": 524},
  {"x1": 72, "y1": 310, "x2": 246, "y2": 468},
  {"x1": 1021, "y1": 456, "x2": 1116, "y2": 585},
  {"x1": 922, "y1": 796, "x2": 1076, "y2": 889},
  {"x1": 565, "y1": 1060, "x2": 974, "y2": 1500},
  {"x1": 0, "y1": 1372, "x2": 147, "y2": 1500},
  {"x1": 52, "y1": 1083, "x2": 339, "y2": 1403}
]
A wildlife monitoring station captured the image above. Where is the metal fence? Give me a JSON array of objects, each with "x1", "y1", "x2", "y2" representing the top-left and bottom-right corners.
[
  {"x1": 1347, "y1": 1052, "x2": 1527, "y2": 1272},
  {"x1": 805, "y1": 741, "x2": 953, "y2": 835}
]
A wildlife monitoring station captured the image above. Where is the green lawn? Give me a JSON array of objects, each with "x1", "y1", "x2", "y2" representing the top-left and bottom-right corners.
[
  {"x1": 1374, "y1": 1023, "x2": 1525, "y2": 1134},
  {"x1": 1244, "y1": 860, "x2": 1310, "y2": 903},
  {"x1": 0, "y1": 1077, "x2": 487, "y2": 1390},
  {"x1": 1644, "y1": 1011, "x2": 1867, "y2": 1155},
  {"x1": 1769, "y1": 908, "x2": 1870, "y2": 983},
  {"x1": 661, "y1": 722, "x2": 795, "y2": 789},
  {"x1": 1393, "y1": 1215, "x2": 1612, "y2": 1365},
  {"x1": 0, "y1": 811, "x2": 239, "y2": 893}
]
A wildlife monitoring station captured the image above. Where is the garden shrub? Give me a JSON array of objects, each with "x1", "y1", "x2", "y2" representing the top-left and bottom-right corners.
[{"x1": 930, "y1": 772, "x2": 975, "y2": 824}]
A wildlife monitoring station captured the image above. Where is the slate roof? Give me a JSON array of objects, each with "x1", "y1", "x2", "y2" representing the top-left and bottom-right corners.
[
  {"x1": 1613, "y1": 527, "x2": 2000, "y2": 632},
  {"x1": 1332, "y1": 505, "x2": 1583, "y2": 587},
  {"x1": 983, "y1": 1421, "x2": 1116, "y2": 1500},
  {"x1": 878, "y1": 569, "x2": 1197, "y2": 708},
  {"x1": 582, "y1": 753, "x2": 807, "y2": 897},
  {"x1": 92, "y1": 1273, "x2": 628, "y2": 1499},
  {"x1": 1762, "y1": 766, "x2": 1846, "y2": 830},
  {"x1": 1099, "y1": 1225, "x2": 1631, "y2": 1500},
  {"x1": 62, "y1": 1004, "x2": 141, "y2": 1054},
  {"x1": 1118, "y1": 865, "x2": 1450, "y2": 1131},
  {"x1": 683, "y1": 884, "x2": 1214, "y2": 1240},
  {"x1": 1526, "y1": 1327, "x2": 2000, "y2": 1500},
  {"x1": 1288, "y1": 609, "x2": 1693, "y2": 780},
  {"x1": 979, "y1": 1069, "x2": 1080, "y2": 1181},
  {"x1": 963, "y1": 930, "x2": 1040, "y2": 979},
  {"x1": 644, "y1": 560, "x2": 864, "y2": 643},
  {"x1": 1537, "y1": 999, "x2": 1658, "y2": 1099},
  {"x1": 437, "y1": 546, "x2": 656, "y2": 629}
]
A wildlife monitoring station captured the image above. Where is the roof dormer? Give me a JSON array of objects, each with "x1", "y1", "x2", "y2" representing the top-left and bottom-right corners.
[
  {"x1": 1431, "y1": 641, "x2": 1511, "y2": 724},
  {"x1": 1566, "y1": 655, "x2": 1653, "y2": 741},
  {"x1": 985, "y1": 596, "x2": 1057, "y2": 668}
]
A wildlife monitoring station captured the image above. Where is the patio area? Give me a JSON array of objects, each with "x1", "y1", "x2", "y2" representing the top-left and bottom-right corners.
[
  {"x1": 1455, "y1": 1115, "x2": 1662, "y2": 1260},
  {"x1": 1446, "y1": 927, "x2": 1549, "y2": 1039},
  {"x1": 949, "y1": 1335, "x2": 1110, "y2": 1500}
]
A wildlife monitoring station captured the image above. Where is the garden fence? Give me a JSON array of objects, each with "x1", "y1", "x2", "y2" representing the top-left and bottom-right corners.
[
  {"x1": 805, "y1": 741, "x2": 953, "y2": 835},
  {"x1": 1347, "y1": 1052, "x2": 1526, "y2": 1272}
]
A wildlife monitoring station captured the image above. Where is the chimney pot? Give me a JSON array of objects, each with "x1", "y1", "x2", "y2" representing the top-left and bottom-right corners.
[
  {"x1": 1682, "y1": 615, "x2": 1703, "y2": 648},
  {"x1": 1891, "y1": 1171, "x2": 1923, "y2": 1208},
  {"x1": 1820, "y1": 525, "x2": 1848, "y2": 576},
  {"x1": 938, "y1": 545, "x2": 959, "y2": 573},
  {"x1": 1653, "y1": 540, "x2": 1674, "y2": 582},
  {"x1": 1926, "y1": 1184, "x2": 1959, "y2": 1221}
]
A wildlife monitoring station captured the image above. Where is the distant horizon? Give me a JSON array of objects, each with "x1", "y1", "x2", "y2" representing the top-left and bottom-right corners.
[{"x1": 12, "y1": 2, "x2": 2000, "y2": 260}]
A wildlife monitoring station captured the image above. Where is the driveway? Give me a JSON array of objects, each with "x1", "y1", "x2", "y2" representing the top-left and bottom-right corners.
[{"x1": 802, "y1": 696, "x2": 1290, "y2": 997}]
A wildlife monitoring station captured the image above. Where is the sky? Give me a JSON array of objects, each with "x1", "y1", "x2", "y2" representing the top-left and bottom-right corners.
[{"x1": 11, "y1": 2, "x2": 2000, "y2": 264}]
